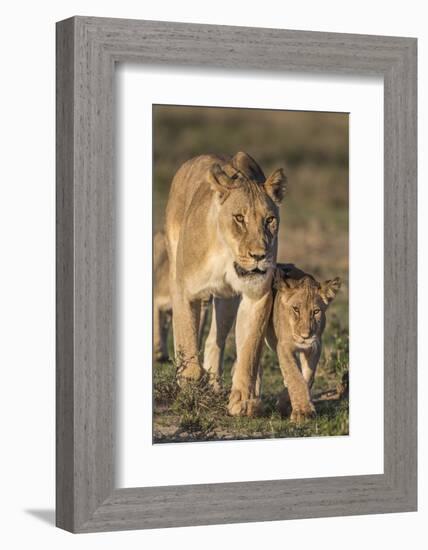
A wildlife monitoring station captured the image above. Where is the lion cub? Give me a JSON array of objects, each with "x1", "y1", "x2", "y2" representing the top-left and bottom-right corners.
[{"x1": 266, "y1": 264, "x2": 341, "y2": 423}]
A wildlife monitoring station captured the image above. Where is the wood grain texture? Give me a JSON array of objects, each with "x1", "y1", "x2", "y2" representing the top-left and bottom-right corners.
[
  {"x1": 56, "y1": 18, "x2": 75, "y2": 532},
  {"x1": 56, "y1": 16, "x2": 417, "y2": 533}
]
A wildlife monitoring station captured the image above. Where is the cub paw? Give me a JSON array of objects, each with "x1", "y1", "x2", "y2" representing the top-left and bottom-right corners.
[{"x1": 228, "y1": 390, "x2": 263, "y2": 417}]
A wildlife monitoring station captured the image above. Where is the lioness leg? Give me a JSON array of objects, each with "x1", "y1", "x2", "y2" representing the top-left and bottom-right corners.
[
  {"x1": 203, "y1": 296, "x2": 239, "y2": 391},
  {"x1": 171, "y1": 288, "x2": 204, "y2": 382},
  {"x1": 198, "y1": 299, "x2": 211, "y2": 352},
  {"x1": 153, "y1": 300, "x2": 170, "y2": 362},
  {"x1": 277, "y1": 347, "x2": 315, "y2": 423},
  {"x1": 228, "y1": 292, "x2": 272, "y2": 417}
]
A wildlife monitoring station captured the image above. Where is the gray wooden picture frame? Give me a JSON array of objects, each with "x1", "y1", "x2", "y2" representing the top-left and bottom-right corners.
[{"x1": 56, "y1": 16, "x2": 417, "y2": 533}]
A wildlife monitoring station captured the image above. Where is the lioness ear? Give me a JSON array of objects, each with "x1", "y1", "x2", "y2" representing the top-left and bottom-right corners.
[
  {"x1": 273, "y1": 266, "x2": 297, "y2": 292},
  {"x1": 273, "y1": 268, "x2": 289, "y2": 291},
  {"x1": 232, "y1": 151, "x2": 266, "y2": 183},
  {"x1": 320, "y1": 277, "x2": 341, "y2": 305},
  {"x1": 207, "y1": 163, "x2": 237, "y2": 203},
  {"x1": 264, "y1": 168, "x2": 287, "y2": 205}
]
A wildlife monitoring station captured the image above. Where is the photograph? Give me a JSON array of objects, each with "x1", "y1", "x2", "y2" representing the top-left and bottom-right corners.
[{"x1": 152, "y1": 104, "x2": 349, "y2": 443}]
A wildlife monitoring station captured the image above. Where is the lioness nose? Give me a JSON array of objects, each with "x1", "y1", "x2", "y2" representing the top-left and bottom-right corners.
[{"x1": 249, "y1": 252, "x2": 266, "y2": 261}]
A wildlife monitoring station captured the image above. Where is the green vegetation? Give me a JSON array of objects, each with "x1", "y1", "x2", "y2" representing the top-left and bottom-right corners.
[
  {"x1": 153, "y1": 105, "x2": 349, "y2": 442},
  {"x1": 153, "y1": 339, "x2": 349, "y2": 442},
  {"x1": 153, "y1": 312, "x2": 349, "y2": 443}
]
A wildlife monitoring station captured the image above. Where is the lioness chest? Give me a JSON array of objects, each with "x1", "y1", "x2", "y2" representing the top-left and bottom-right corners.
[
  {"x1": 184, "y1": 248, "x2": 239, "y2": 300},
  {"x1": 184, "y1": 248, "x2": 270, "y2": 301}
]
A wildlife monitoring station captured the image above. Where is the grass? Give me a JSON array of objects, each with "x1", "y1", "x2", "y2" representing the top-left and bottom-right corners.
[
  {"x1": 153, "y1": 316, "x2": 349, "y2": 443},
  {"x1": 152, "y1": 105, "x2": 349, "y2": 442}
]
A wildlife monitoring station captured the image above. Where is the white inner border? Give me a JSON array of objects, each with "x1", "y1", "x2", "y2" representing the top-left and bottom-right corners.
[{"x1": 116, "y1": 65, "x2": 384, "y2": 488}]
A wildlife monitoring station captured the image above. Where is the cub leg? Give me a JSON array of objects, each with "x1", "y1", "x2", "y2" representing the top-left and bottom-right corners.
[
  {"x1": 228, "y1": 291, "x2": 272, "y2": 417},
  {"x1": 171, "y1": 287, "x2": 204, "y2": 382},
  {"x1": 277, "y1": 346, "x2": 315, "y2": 423},
  {"x1": 203, "y1": 296, "x2": 239, "y2": 391},
  {"x1": 300, "y1": 345, "x2": 321, "y2": 390}
]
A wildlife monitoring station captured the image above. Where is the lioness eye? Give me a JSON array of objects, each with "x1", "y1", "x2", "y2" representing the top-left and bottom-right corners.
[
  {"x1": 313, "y1": 308, "x2": 320, "y2": 315},
  {"x1": 266, "y1": 216, "x2": 275, "y2": 225},
  {"x1": 292, "y1": 306, "x2": 299, "y2": 313},
  {"x1": 234, "y1": 214, "x2": 244, "y2": 223}
]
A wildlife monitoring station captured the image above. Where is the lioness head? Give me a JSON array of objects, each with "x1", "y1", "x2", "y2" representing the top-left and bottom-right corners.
[
  {"x1": 274, "y1": 265, "x2": 341, "y2": 347},
  {"x1": 207, "y1": 152, "x2": 286, "y2": 280}
]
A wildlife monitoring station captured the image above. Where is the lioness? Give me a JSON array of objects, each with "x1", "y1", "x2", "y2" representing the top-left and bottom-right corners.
[
  {"x1": 266, "y1": 264, "x2": 341, "y2": 422},
  {"x1": 165, "y1": 152, "x2": 286, "y2": 416}
]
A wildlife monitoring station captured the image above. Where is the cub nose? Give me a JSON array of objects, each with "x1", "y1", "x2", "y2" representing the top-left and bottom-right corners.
[{"x1": 249, "y1": 252, "x2": 266, "y2": 261}]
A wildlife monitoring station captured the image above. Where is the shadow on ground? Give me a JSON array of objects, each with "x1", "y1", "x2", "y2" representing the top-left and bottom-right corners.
[{"x1": 25, "y1": 509, "x2": 55, "y2": 526}]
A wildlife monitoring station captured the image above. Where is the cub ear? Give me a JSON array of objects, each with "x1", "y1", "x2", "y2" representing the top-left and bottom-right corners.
[
  {"x1": 264, "y1": 168, "x2": 287, "y2": 205},
  {"x1": 320, "y1": 277, "x2": 341, "y2": 305},
  {"x1": 207, "y1": 163, "x2": 238, "y2": 203}
]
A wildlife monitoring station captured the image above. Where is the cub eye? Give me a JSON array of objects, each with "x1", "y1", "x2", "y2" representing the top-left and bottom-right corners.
[
  {"x1": 313, "y1": 308, "x2": 321, "y2": 315},
  {"x1": 234, "y1": 214, "x2": 245, "y2": 223},
  {"x1": 266, "y1": 216, "x2": 276, "y2": 225},
  {"x1": 292, "y1": 306, "x2": 299, "y2": 314}
]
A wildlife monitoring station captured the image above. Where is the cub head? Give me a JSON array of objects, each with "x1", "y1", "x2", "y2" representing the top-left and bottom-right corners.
[
  {"x1": 207, "y1": 152, "x2": 286, "y2": 281},
  {"x1": 274, "y1": 265, "x2": 341, "y2": 347}
]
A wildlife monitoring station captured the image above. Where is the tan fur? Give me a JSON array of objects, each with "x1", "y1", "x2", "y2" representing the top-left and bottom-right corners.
[
  {"x1": 164, "y1": 152, "x2": 286, "y2": 416},
  {"x1": 153, "y1": 231, "x2": 209, "y2": 362},
  {"x1": 154, "y1": 238, "x2": 340, "y2": 422},
  {"x1": 265, "y1": 264, "x2": 341, "y2": 423}
]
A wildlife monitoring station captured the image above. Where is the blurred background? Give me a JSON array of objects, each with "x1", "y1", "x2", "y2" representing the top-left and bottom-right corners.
[{"x1": 152, "y1": 105, "x2": 349, "y2": 441}]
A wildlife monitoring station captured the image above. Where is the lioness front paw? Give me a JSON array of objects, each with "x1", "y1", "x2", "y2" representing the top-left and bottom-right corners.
[
  {"x1": 228, "y1": 390, "x2": 263, "y2": 417},
  {"x1": 177, "y1": 363, "x2": 205, "y2": 386},
  {"x1": 210, "y1": 379, "x2": 223, "y2": 394},
  {"x1": 290, "y1": 403, "x2": 316, "y2": 424},
  {"x1": 205, "y1": 372, "x2": 223, "y2": 394}
]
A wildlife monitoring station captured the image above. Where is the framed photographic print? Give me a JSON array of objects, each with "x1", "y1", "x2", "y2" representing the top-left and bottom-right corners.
[{"x1": 56, "y1": 16, "x2": 417, "y2": 532}]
